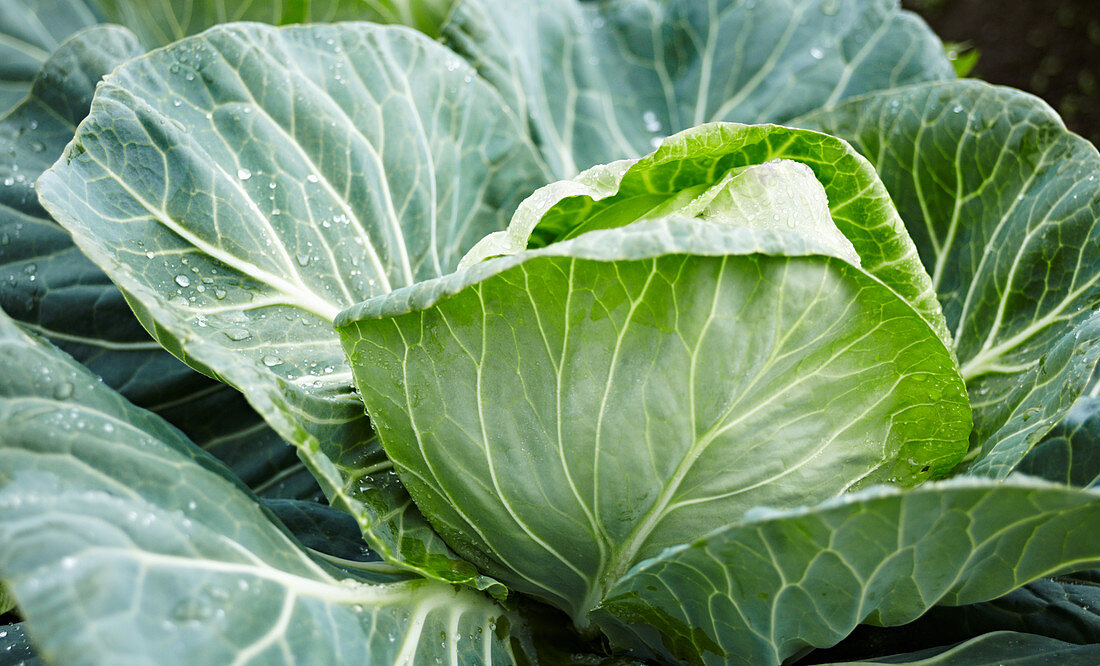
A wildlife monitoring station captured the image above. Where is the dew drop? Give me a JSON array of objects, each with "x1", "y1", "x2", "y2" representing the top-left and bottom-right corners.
[
  {"x1": 223, "y1": 328, "x2": 251, "y2": 341},
  {"x1": 213, "y1": 288, "x2": 227, "y2": 300},
  {"x1": 262, "y1": 355, "x2": 283, "y2": 367},
  {"x1": 809, "y1": 47, "x2": 824, "y2": 60},
  {"x1": 237, "y1": 168, "x2": 252, "y2": 180},
  {"x1": 53, "y1": 381, "x2": 74, "y2": 400},
  {"x1": 295, "y1": 253, "x2": 311, "y2": 267},
  {"x1": 175, "y1": 274, "x2": 191, "y2": 287},
  {"x1": 307, "y1": 173, "x2": 320, "y2": 183}
]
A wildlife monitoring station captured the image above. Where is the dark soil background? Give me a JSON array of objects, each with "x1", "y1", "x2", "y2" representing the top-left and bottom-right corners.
[{"x1": 905, "y1": 0, "x2": 1100, "y2": 147}]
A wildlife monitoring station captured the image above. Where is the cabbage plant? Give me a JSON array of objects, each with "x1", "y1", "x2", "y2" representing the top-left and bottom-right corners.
[{"x1": 2, "y1": 0, "x2": 1100, "y2": 664}]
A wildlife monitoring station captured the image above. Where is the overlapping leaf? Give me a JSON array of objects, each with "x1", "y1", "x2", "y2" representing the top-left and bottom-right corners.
[
  {"x1": 338, "y1": 217, "x2": 970, "y2": 618},
  {"x1": 800, "y1": 81, "x2": 1100, "y2": 476},
  {"x1": 96, "y1": 0, "x2": 457, "y2": 43},
  {"x1": 0, "y1": 0, "x2": 100, "y2": 116},
  {"x1": 0, "y1": 24, "x2": 317, "y2": 499},
  {"x1": 462, "y1": 122, "x2": 951, "y2": 345},
  {"x1": 834, "y1": 632, "x2": 1100, "y2": 665},
  {"x1": 590, "y1": 478, "x2": 1100, "y2": 665},
  {"x1": 0, "y1": 310, "x2": 523, "y2": 665},
  {"x1": 0, "y1": 623, "x2": 37, "y2": 665},
  {"x1": 443, "y1": 0, "x2": 953, "y2": 177},
  {"x1": 805, "y1": 573, "x2": 1100, "y2": 663},
  {"x1": 1017, "y1": 396, "x2": 1100, "y2": 488},
  {"x1": 38, "y1": 22, "x2": 548, "y2": 590}
]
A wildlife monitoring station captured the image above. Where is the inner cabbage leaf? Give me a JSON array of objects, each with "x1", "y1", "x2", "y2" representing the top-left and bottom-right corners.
[{"x1": 337, "y1": 208, "x2": 971, "y2": 621}]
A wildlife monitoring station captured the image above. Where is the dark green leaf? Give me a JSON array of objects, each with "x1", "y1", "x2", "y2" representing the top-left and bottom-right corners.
[
  {"x1": 0, "y1": 623, "x2": 39, "y2": 666},
  {"x1": 828, "y1": 632, "x2": 1100, "y2": 665},
  {"x1": 805, "y1": 575, "x2": 1100, "y2": 663},
  {"x1": 1017, "y1": 396, "x2": 1100, "y2": 488},
  {"x1": 262, "y1": 499, "x2": 378, "y2": 563}
]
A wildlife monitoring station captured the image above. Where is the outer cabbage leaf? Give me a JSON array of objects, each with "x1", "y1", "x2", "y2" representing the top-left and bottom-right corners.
[
  {"x1": 0, "y1": 25, "x2": 317, "y2": 499},
  {"x1": 799, "y1": 81, "x2": 1100, "y2": 478},
  {"x1": 0, "y1": 0, "x2": 100, "y2": 116},
  {"x1": 262, "y1": 498, "x2": 380, "y2": 563},
  {"x1": 96, "y1": 0, "x2": 458, "y2": 43},
  {"x1": 806, "y1": 574, "x2": 1100, "y2": 663},
  {"x1": 832, "y1": 632, "x2": 1100, "y2": 665},
  {"x1": 1017, "y1": 396, "x2": 1100, "y2": 489},
  {"x1": 590, "y1": 478, "x2": 1100, "y2": 665},
  {"x1": 37, "y1": 22, "x2": 547, "y2": 592},
  {"x1": 1016, "y1": 364, "x2": 1100, "y2": 488},
  {"x1": 0, "y1": 310, "x2": 523, "y2": 666},
  {"x1": 462, "y1": 122, "x2": 951, "y2": 345},
  {"x1": 337, "y1": 217, "x2": 970, "y2": 619},
  {"x1": 0, "y1": 623, "x2": 37, "y2": 666},
  {"x1": 443, "y1": 0, "x2": 953, "y2": 177}
]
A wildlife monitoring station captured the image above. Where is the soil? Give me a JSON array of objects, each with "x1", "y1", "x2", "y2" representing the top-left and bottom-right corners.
[{"x1": 904, "y1": 0, "x2": 1100, "y2": 147}]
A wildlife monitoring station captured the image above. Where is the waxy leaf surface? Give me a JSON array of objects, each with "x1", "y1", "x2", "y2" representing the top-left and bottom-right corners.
[
  {"x1": 38, "y1": 22, "x2": 547, "y2": 591},
  {"x1": 0, "y1": 25, "x2": 316, "y2": 499},
  {"x1": 444, "y1": 0, "x2": 952, "y2": 177},
  {"x1": 800, "y1": 81, "x2": 1100, "y2": 476},
  {"x1": 0, "y1": 310, "x2": 522, "y2": 665},
  {"x1": 592, "y1": 478, "x2": 1100, "y2": 665},
  {"x1": 0, "y1": 0, "x2": 99, "y2": 115}
]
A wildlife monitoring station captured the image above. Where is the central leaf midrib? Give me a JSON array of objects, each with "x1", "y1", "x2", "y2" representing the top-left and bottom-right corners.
[{"x1": 583, "y1": 257, "x2": 842, "y2": 615}]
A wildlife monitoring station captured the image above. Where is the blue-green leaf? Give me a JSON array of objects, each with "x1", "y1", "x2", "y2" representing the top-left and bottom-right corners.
[
  {"x1": 0, "y1": 0, "x2": 100, "y2": 116},
  {"x1": 38, "y1": 22, "x2": 547, "y2": 592},
  {"x1": 443, "y1": 0, "x2": 953, "y2": 177},
  {"x1": 0, "y1": 309, "x2": 523, "y2": 665},
  {"x1": 592, "y1": 478, "x2": 1100, "y2": 665},
  {"x1": 799, "y1": 81, "x2": 1100, "y2": 477},
  {"x1": 0, "y1": 24, "x2": 316, "y2": 500}
]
